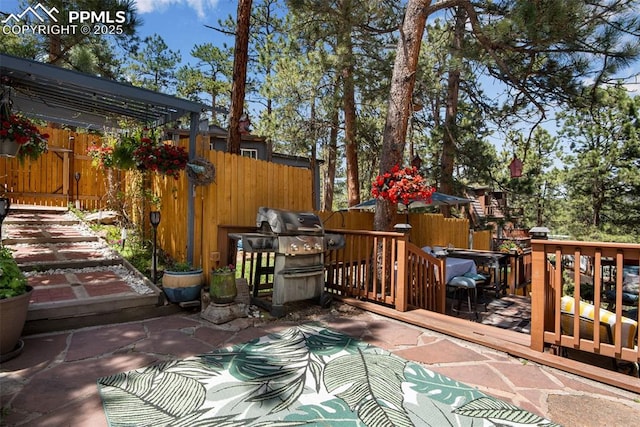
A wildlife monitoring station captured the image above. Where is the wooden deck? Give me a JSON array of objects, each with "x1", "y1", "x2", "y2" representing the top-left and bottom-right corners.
[{"x1": 338, "y1": 296, "x2": 640, "y2": 394}]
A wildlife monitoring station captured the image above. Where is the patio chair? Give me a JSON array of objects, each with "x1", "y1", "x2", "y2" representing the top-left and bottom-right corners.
[
  {"x1": 560, "y1": 296, "x2": 639, "y2": 377},
  {"x1": 447, "y1": 276, "x2": 479, "y2": 317}
]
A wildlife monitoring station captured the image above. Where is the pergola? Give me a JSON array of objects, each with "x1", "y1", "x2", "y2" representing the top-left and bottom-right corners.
[{"x1": 0, "y1": 53, "x2": 209, "y2": 264}]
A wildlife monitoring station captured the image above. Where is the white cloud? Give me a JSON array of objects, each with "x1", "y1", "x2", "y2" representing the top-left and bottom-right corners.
[{"x1": 134, "y1": 0, "x2": 220, "y2": 19}]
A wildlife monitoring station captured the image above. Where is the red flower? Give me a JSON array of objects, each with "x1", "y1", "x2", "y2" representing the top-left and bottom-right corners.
[{"x1": 372, "y1": 165, "x2": 434, "y2": 206}]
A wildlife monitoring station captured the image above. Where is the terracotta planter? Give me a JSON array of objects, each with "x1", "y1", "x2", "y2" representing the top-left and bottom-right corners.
[
  {"x1": 210, "y1": 271, "x2": 237, "y2": 304},
  {"x1": 0, "y1": 138, "x2": 20, "y2": 157},
  {"x1": 162, "y1": 269, "x2": 203, "y2": 303},
  {"x1": 0, "y1": 286, "x2": 33, "y2": 358}
]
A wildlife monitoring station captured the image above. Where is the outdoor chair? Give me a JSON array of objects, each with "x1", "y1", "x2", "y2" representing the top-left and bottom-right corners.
[
  {"x1": 559, "y1": 296, "x2": 639, "y2": 377},
  {"x1": 447, "y1": 276, "x2": 479, "y2": 316}
]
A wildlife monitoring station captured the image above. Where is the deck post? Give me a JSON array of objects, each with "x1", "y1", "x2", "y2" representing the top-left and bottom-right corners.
[
  {"x1": 396, "y1": 235, "x2": 408, "y2": 312},
  {"x1": 530, "y1": 240, "x2": 548, "y2": 352}
]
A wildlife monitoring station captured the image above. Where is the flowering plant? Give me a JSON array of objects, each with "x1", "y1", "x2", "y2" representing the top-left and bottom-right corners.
[
  {"x1": 372, "y1": 165, "x2": 433, "y2": 205},
  {"x1": 213, "y1": 264, "x2": 235, "y2": 274},
  {"x1": 87, "y1": 144, "x2": 115, "y2": 169},
  {"x1": 88, "y1": 134, "x2": 138, "y2": 170},
  {"x1": 133, "y1": 138, "x2": 188, "y2": 179},
  {"x1": 0, "y1": 113, "x2": 49, "y2": 161}
]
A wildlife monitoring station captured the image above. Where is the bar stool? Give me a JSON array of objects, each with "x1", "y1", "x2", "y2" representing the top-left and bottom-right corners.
[{"x1": 447, "y1": 276, "x2": 478, "y2": 316}]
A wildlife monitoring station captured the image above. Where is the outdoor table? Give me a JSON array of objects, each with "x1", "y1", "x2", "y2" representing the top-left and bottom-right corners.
[
  {"x1": 445, "y1": 249, "x2": 509, "y2": 296},
  {"x1": 422, "y1": 247, "x2": 476, "y2": 283}
]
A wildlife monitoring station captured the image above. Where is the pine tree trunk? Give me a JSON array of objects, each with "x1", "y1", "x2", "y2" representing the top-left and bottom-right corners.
[
  {"x1": 374, "y1": 0, "x2": 431, "y2": 231},
  {"x1": 227, "y1": 0, "x2": 252, "y2": 154},
  {"x1": 339, "y1": 0, "x2": 360, "y2": 207},
  {"x1": 323, "y1": 108, "x2": 339, "y2": 211},
  {"x1": 440, "y1": 6, "x2": 465, "y2": 218}
]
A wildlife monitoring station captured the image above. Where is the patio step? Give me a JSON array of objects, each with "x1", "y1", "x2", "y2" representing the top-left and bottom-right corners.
[
  {"x1": 3, "y1": 236, "x2": 99, "y2": 245},
  {"x1": 17, "y1": 257, "x2": 123, "y2": 271}
]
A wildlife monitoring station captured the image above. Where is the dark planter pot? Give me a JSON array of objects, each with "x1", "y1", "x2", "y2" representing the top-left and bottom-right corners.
[
  {"x1": 0, "y1": 286, "x2": 33, "y2": 359},
  {"x1": 162, "y1": 269, "x2": 204, "y2": 303},
  {"x1": 0, "y1": 138, "x2": 20, "y2": 158},
  {"x1": 210, "y1": 271, "x2": 237, "y2": 304}
]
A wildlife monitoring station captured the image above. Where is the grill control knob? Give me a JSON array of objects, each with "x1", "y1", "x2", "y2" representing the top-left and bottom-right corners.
[
  {"x1": 290, "y1": 243, "x2": 298, "y2": 251},
  {"x1": 303, "y1": 243, "x2": 312, "y2": 251},
  {"x1": 314, "y1": 243, "x2": 323, "y2": 251}
]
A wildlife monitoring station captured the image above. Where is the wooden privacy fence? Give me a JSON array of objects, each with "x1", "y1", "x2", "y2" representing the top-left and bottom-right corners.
[
  {"x1": 156, "y1": 147, "x2": 314, "y2": 281},
  {"x1": 318, "y1": 210, "x2": 491, "y2": 251},
  {"x1": 530, "y1": 240, "x2": 640, "y2": 366}
]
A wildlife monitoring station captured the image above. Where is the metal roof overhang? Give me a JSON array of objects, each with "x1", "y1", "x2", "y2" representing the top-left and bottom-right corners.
[{"x1": 0, "y1": 53, "x2": 207, "y2": 130}]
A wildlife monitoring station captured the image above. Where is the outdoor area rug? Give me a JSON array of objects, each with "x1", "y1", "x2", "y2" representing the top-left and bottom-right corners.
[
  {"x1": 481, "y1": 295, "x2": 532, "y2": 334},
  {"x1": 97, "y1": 324, "x2": 557, "y2": 426}
]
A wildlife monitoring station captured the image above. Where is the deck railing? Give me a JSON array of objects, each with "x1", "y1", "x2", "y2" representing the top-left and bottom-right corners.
[
  {"x1": 324, "y1": 229, "x2": 445, "y2": 313},
  {"x1": 530, "y1": 240, "x2": 640, "y2": 364}
]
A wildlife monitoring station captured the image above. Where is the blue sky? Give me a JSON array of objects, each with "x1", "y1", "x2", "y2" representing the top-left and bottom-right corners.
[
  {"x1": 0, "y1": 0, "x2": 237, "y2": 64},
  {"x1": 132, "y1": 0, "x2": 237, "y2": 64}
]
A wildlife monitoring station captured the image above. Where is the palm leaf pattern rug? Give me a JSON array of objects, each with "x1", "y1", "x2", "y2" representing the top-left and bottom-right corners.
[{"x1": 97, "y1": 324, "x2": 559, "y2": 426}]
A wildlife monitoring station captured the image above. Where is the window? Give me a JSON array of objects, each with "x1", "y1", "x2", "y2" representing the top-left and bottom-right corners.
[{"x1": 241, "y1": 148, "x2": 258, "y2": 159}]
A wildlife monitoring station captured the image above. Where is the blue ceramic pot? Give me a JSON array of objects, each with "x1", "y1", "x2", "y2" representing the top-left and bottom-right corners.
[{"x1": 163, "y1": 284, "x2": 202, "y2": 303}]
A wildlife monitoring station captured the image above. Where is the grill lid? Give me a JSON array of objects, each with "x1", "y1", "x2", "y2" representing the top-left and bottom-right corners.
[{"x1": 257, "y1": 207, "x2": 324, "y2": 235}]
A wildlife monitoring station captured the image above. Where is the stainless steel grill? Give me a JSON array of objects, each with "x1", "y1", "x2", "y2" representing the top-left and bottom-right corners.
[{"x1": 238, "y1": 207, "x2": 344, "y2": 317}]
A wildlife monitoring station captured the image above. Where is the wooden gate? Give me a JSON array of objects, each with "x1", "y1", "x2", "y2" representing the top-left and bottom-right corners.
[{"x1": 0, "y1": 128, "x2": 106, "y2": 208}]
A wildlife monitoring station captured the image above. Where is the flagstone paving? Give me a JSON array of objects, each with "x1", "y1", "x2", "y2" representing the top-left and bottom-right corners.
[{"x1": 1, "y1": 308, "x2": 640, "y2": 426}]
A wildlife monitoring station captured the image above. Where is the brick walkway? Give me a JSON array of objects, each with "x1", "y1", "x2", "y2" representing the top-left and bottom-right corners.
[
  {"x1": 2, "y1": 209, "x2": 156, "y2": 309},
  {"x1": 26, "y1": 268, "x2": 141, "y2": 303}
]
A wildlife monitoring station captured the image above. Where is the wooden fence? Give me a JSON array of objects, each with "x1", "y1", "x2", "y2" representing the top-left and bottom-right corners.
[
  {"x1": 0, "y1": 127, "x2": 108, "y2": 209},
  {"x1": 155, "y1": 148, "x2": 314, "y2": 279},
  {"x1": 319, "y1": 210, "x2": 491, "y2": 251}
]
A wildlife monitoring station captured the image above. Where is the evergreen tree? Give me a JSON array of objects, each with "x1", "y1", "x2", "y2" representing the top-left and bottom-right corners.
[
  {"x1": 124, "y1": 34, "x2": 181, "y2": 93},
  {"x1": 176, "y1": 44, "x2": 233, "y2": 126},
  {"x1": 559, "y1": 85, "x2": 640, "y2": 238}
]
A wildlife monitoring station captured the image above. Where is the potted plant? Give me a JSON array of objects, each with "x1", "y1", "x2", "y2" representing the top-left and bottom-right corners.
[
  {"x1": 498, "y1": 240, "x2": 523, "y2": 255},
  {"x1": 161, "y1": 260, "x2": 204, "y2": 303},
  {"x1": 210, "y1": 264, "x2": 237, "y2": 304},
  {"x1": 0, "y1": 104, "x2": 49, "y2": 161},
  {"x1": 0, "y1": 246, "x2": 33, "y2": 361}
]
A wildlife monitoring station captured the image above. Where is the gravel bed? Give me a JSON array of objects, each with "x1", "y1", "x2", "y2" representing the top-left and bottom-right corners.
[{"x1": 11, "y1": 241, "x2": 122, "y2": 259}]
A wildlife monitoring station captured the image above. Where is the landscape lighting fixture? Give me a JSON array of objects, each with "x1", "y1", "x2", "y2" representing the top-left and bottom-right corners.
[{"x1": 150, "y1": 211, "x2": 161, "y2": 283}]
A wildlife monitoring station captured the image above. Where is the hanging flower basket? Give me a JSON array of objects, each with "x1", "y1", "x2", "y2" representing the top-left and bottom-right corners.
[
  {"x1": 372, "y1": 165, "x2": 434, "y2": 205},
  {"x1": 133, "y1": 138, "x2": 189, "y2": 179},
  {"x1": 0, "y1": 114, "x2": 48, "y2": 161}
]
